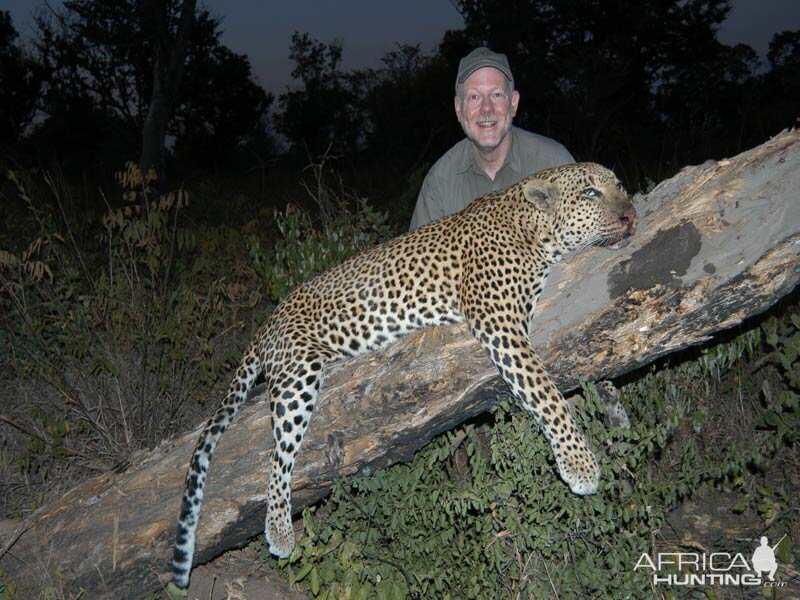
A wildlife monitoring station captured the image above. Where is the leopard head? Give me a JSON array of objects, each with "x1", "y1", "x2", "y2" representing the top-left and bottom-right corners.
[{"x1": 522, "y1": 162, "x2": 637, "y2": 253}]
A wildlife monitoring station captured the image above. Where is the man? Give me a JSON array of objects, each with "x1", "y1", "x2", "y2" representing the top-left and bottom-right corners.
[{"x1": 409, "y1": 47, "x2": 574, "y2": 230}]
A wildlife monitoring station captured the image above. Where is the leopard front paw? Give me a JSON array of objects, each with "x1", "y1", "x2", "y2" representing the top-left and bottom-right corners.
[{"x1": 555, "y1": 445, "x2": 600, "y2": 496}]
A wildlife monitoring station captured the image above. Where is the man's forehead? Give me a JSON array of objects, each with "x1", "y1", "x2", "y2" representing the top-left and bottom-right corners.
[{"x1": 462, "y1": 66, "x2": 510, "y2": 89}]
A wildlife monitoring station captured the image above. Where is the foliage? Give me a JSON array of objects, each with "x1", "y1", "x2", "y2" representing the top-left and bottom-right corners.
[
  {"x1": 273, "y1": 306, "x2": 800, "y2": 599},
  {"x1": 275, "y1": 32, "x2": 359, "y2": 157},
  {"x1": 3, "y1": 1, "x2": 799, "y2": 200},
  {"x1": 276, "y1": 36, "x2": 455, "y2": 180},
  {"x1": 0, "y1": 157, "x2": 397, "y2": 526},
  {"x1": 172, "y1": 41, "x2": 276, "y2": 174},
  {"x1": 268, "y1": 7, "x2": 800, "y2": 194},
  {"x1": 27, "y1": 0, "x2": 271, "y2": 175},
  {"x1": 757, "y1": 312, "x2": 800, "y2": 445},
  {"x1": 250, "y1": 201, "x2": 391, "y2": 305},
  {"x1": 0, "y1": 11, "x2": 42, "y2": 145},
  {"x1": 249, "y1": 157, "x2": 394, "y2": 303},
  {"x1": 444, "y1": 0, "x2": 783, "y2": 185},
  {"x1": 276, "y1": 395, "x2": 671, "y2": 598},
  {"x1": 0, "y1": 165, "x2": 258, "y2": 516}
]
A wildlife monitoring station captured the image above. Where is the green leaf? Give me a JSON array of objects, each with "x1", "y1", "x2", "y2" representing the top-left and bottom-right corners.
[
  {"x1": 760, "y1": 411, "x2": 780, "y2": 427},
  {"x1": 310, "y1": 567, "x2": 321, "y2": 595},
  {"x1": 294, "y1": 561, "x2": 314, "y2": 583},
  {"x1": 165, "y1": 582, "x2": 188, "y2": 599}
]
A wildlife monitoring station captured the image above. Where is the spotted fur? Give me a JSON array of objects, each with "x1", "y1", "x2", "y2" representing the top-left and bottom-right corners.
[{"x1": 171, "y1": 162, "x2": 637, "y2": 588}]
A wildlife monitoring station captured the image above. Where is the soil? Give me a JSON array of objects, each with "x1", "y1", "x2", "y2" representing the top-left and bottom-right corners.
[{"x1": 183, "y1": 545, "x2": 308, "y2": 600}]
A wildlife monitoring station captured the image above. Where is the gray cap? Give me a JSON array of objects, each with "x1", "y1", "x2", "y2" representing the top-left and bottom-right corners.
[{"x1": 456, "y1": 47, "x2": 514, "y2": 94}]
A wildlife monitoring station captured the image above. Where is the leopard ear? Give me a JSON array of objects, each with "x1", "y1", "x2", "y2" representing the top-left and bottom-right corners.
[{"x1": 522, "y1": 179, "x2": 560, "y2": 213}]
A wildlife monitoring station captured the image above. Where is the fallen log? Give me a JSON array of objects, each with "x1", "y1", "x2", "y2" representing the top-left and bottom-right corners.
[{"x1": 1, "y1": 130, "x2": 799, "y2": 599}]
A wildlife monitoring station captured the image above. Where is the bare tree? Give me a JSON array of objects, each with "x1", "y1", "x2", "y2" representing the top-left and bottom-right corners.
[{"x1": 139, "y1": 0, "x2": 196, "y2": 180}]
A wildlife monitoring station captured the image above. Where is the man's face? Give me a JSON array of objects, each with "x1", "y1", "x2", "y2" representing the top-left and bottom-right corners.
[{"x1": 455, "y1": 66, "x2": 520, "y2": 154}]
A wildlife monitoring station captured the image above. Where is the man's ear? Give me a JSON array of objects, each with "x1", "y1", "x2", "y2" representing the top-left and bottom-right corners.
[
  {"x1": 522, "y1": 179, "x2": 559, "y2": 213},
  {"x1": 510, "y1": 89, "x2": 520, "y2": 117}
]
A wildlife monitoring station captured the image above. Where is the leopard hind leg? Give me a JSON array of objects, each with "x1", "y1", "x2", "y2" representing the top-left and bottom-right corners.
[{"x1": 264, "y1": 349, "x2": 328, "y2": 558}]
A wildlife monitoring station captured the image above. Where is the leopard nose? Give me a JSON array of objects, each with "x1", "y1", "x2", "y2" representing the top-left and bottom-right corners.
[{"x1": 619, "y1": 209, "x2": 637, "y2": 237}]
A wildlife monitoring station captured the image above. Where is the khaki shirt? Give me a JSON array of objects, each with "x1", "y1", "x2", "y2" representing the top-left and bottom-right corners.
[{"x1": 409, "y1": 127, "x2": 574, "y2": 230}]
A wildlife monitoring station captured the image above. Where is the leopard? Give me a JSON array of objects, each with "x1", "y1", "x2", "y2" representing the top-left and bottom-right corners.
[{"x1": 170, "y1": 162, "x2": 637, "y2": 589}]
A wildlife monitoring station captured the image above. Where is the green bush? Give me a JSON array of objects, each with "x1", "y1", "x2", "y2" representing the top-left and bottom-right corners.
[
  {"x1": 0, "y1": 165, "x2": 257, "y2": 516},
  {"x1": 757, "y1": 312, "x2": 800, "y2": 445},
  {"x1": 249, "y1": 198, "x2": 392, "y2": 303},
  {"x1": 0, "y1": 162, "x2": 396, "y2": 522},
  {"x1": 276, "y1": 393, "x2": 672, "y2": 599},
  {"x1": 274, "y1": 306, "x2": 800, "y2": 599}
]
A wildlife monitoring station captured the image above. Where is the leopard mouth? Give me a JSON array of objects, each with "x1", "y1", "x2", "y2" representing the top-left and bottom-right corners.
[
  {"x1": 607, "y1": 213, "x2": 637, "y2": 250},
  {"x1": 608, "y1": 237, "x2": 630, "y2": 250}
]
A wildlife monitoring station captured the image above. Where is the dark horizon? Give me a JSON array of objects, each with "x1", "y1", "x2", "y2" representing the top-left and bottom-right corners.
[
  {"x1": 5, "y1": 0, "x2": 799, "y2": 93},
  {"x1": 2, "y1": 0, "x2": 798, "y2": 196}
]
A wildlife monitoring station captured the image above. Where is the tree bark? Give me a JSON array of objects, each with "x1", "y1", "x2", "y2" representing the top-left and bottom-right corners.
[
  {"x1": 2, "y1": 130, "x2": 799, "y2": 598},
  {"x1": 139, "y1": 0, "x2": 196, "y2": 180}
]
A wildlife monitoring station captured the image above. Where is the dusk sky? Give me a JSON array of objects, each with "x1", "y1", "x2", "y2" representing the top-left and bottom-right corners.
[{"x1": 5, "y1": 0, "x2": 800, "y2": 92}]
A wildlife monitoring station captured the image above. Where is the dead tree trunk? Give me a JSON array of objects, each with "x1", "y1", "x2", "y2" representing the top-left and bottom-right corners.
[{"x1": 2, "y1": 130, "x2": 799, "y2": 598}]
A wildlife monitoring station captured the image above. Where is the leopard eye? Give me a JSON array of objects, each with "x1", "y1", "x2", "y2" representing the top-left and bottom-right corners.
[{"x1": 583, "y1": 187, "x2": 600, "y2": 198}]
